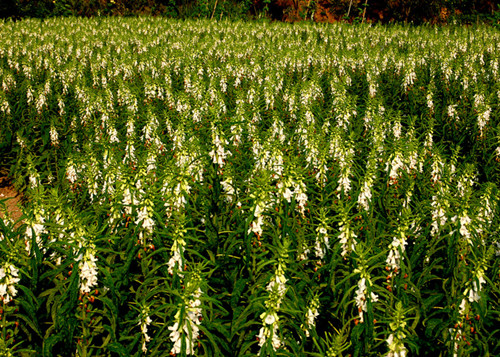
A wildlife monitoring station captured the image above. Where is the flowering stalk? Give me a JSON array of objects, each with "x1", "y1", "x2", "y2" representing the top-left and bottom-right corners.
[
  {"x1": 0, "y1": 263, "x2": 19, "y2": 305},
  {"x1": 248, "y1": 189, "x2": 271, "y2": 240},
  {"x1": 385, "y1": 301, "x2": 409, "y2": 357},
  {"x1": 209, "y1": 123, "x2": 231, "y2": 172},
  {"x1": 353, "y1": 266, "x2": 378, "y2": 325},
  {"x1": 314, "y1": 223, "x2": 330, "y2": 263},
  {"x1": 168, "y1": 275, "x2": 203, "y2": 355},
  {"x1": 138, "y1": 305, "x2": 153, "y2": 354},
  {"x1": 167, "y1": 222, "x2": 187, "y2": 277},
  {"x1": 24, "y1": 203, "x2": 47, "y2": 254},
  {"x1": 357, "y1": 152, "x2": 377, "y2": 212},
  {"x1": 78, "y1": 244, "x2": 98, "y2": 295},
  {"x1": 135, "y1": 197, "x2": 155, "y2": 246},
  {"x1": 385, "y1": 223, "x2": 409, "y2": 278},
  {"x1": 257, "y1": 240, "x2": 288, "y2": 354},
  {"x1": 301, "y1": 294, "x2": 320, "y2": 338},
  {"x1": 338, "y1": 207, "x2": 357, "y2": 258}
]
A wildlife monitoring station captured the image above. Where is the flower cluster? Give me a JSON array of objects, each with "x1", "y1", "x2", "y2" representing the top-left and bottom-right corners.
[
  {"x1": 209, "y1": 124, "x2": 231, "y2": 169},
  {"x1": 386, "y1": 235, "x2": 407, "y2": 274},
  {"x1": 338, "y1": 216, "x2": 357, "y2": 258},
  {"x1": 248, "y1": 190, "x2": 271, "y2": 239},
  {"x1": 66, "y1": 160, "x2": 78, "y2": 184},
  {"x1": 430, "y1": 187, "x2": 449, "y2": 237},
  {"x1": 78, "y1": 244, "x2": 98, "y2": 295},
  {"x1": 168, "y1": 281, "x2": 203, "y2": 355},
  {"x1": 258, "y1": 254, "x2": 287, "y2": 353},
  {"x1": 386, "y1": 302, "x2": 408, "y2": 357},
  {"x1": 301, "y1": 294, "x2": 320, "y2": 337},
  {"x1": 167, "y1": 224, "x2": 186, "y2": 277},
  {"x1": 24, "y1": 204, "x2": 47, "y2": 253},
  {"x1": 386, "y1": 332, "x2": 408, "y2": 357},
  {"x1": 162, "y1": 177, "x2": 191, "y2": 218},
  {"x1": 135, "y1": 199, "x2": 155, "y2": 244},
  {"x1": 139, "y1": 306, "x2": 153, "y2": 353},
  {"x1": 314, "y1": 225, "x2": 330, "y2": 261},
  {"x1": 0, "y1": 263, "x2": 20, "y2": 304},
  {"x1": 50, "y1": 125, "x2": 59, "y2": 146},
  {"x1": 354, "y1": 275, "x2": 378, "y2": 324}
]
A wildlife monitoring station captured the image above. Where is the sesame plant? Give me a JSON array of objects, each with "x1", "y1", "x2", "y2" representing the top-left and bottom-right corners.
[{"x1": 0, "y1": 17, "x2": 499, "y2": 356}]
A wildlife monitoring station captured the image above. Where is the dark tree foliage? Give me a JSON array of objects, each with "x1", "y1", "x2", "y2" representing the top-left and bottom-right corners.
[
  {"x1": 0, "y1": 0, "x2": 19, "y2": 18},
  {"x1": 1, "y1": 0, "x2": 499, "y2": 24}
]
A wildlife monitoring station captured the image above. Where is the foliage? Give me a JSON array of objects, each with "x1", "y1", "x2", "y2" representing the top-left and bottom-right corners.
[
  {"x1": 1, "y1": 0, "x2": 500, "y2": 23},
  {"x1": 0, "y1": 18, "x2": 500, "y2": 356}
]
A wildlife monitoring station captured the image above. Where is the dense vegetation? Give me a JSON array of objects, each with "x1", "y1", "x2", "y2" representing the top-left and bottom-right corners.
[
  {"x1": 0, "y1": 17, "x2": 499, "y2": 356},
  {"x1": 1, "y1": 0, "x2": 500, "y2": 24}
]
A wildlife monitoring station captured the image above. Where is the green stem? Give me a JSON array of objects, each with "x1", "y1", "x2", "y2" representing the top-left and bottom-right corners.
[
  {"x1": 80, "y1": 298, "x2": 88, "y2": 357},
  {"x1": 1, "y1": 301, "x2": 5, "y2": 343}
]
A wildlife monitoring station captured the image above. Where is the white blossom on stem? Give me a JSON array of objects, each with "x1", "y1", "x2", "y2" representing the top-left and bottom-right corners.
[
  {"x1": 78, "y1": 245, "x2": 98, "y2": 295},
  {"x1": 139, "y1": 307, "x2": 152, "y2": 354},
  {"x1": 0, "y1": 263, "x2": 20, "y2": 304},
  {"x1": 168, "y1": 282, "x2": 203, "y2": 355}
]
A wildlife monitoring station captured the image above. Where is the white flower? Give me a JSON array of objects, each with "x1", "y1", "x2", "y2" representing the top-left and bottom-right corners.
[
  {"x1": 168, "y1": 322, "x2": 180, "y2": 343},
  {"x1": 79, "y1": 250, "x2": 98, "y2": 294},
  {"x1": 17, "y1": 134, "x2": 26, "y2": 149},
  {"x1": 257, "y1": 324, "x2": 281, "y2": 352},
  {"x1": 139, "y1": 309, "x2": 153, "y2": 353},
  {"x1": 108, "y1": 127, "x2": 120, "y2": 143},
  {"x1": 168, "y1": 322, "x2": 183, "y2": 354},
  {"x1": 168, "y1": 286, "x2": 203, "y2": 355},
  {"x1": 209, "y1": 129, "x2": 231, "y2": 168},
  {"x1": 358, "y1": 181, "x2": 372, "y2": 211},
  {"x1": 386, "y1": 236, "x2": 407, "y2": 272},
  {"x1": 354, "y1": 275, "x2": 378, "y2": 323},
  {"x1": 393, "y1": 121, "x2": 402, "y2": 139},
  {"x1": 283, "y1": 188, "x2": 293, "y2": 203},
  {"x1": 298, "y1": 243, "x2": 310, "y2": 261},
  {"x1": 264, "y1": 313, "x2": 276, "y2": 325},
  {"x1": 427, "y1": 92, "x2": 434, "y2": 111},
  {"x1": 66, "y1": 164, "x2": 77, "y2": 184},
  {"x1": 307, "y1": 307, "x2": 319, "y2": 326},
  {"x1": 457, "y1": 213, "x2": 473, "y2": 245},
  {"x1": 477, "y1": 108, "x2": 491, "y2": 137},
  {"x1": 257, "y1": 326, "x2": 267, "y2": 347},
  {"x1": 168, "y1": 249, "x2": 183, "y2": 276},
  {"x1": 271, "y1": 326, "x2": 281, "y2": 350},
  {"x1": 447, "y1": 104, "x2": 458, "y2": 120},
  {"x1": 337, "y1": 173, "x2": 351, "y2": 194},
  {"x1": 387, "y1": 153, "x2": 404, "y2": 183},
  {"x1": 0, "y1": 264, "x2": 21, "y2": 304},
  {"x1": 221, "y1": 177, "x2": 235, "y2": 202},
  {"x1": 294, "y1": 181, "x2": 308, "y2": 216},
  {"x1": 29, "y1": 173, "x2": 39, "y2": 189},
  {"x1": 339, "y1": 221, "x2": 357, "y2": 257},
  {"x1": 386, "y1": 332, "x2": 408, "y2": 357},
  {"x1": 50, "y1": 126, "x2": 59, "y2": 146},
  {"x1": 314, "y1": 238, "x2": 325, "y2": 260},
  {"x1": 301, "y1": 293, "x2": 320, "y2": 337},
  {"x1": 458, "y1": 299, "x2": 467, "y2": 315},
  {"x1": 136, "y1": 205, "x2": 155, "y2": 243}
]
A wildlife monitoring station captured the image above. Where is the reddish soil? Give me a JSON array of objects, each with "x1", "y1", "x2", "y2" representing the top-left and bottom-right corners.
[{"x1": 0, "y1": 175, "x2": 23, "y2": 225}]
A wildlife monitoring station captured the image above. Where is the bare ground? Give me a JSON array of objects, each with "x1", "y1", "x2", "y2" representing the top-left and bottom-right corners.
[{"x1": 0, "y1": 174, "x2": 23, "y2": 224}]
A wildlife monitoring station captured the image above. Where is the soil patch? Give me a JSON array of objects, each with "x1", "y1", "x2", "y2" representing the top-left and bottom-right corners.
[{"x1": 0, "y1": 175, "x2": 23, "y2": 225}]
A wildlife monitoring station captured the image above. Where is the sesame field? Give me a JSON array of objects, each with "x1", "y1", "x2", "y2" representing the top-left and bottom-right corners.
[{"x1": 0, "y1": 17, "x2": 499, "y2": 356}]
